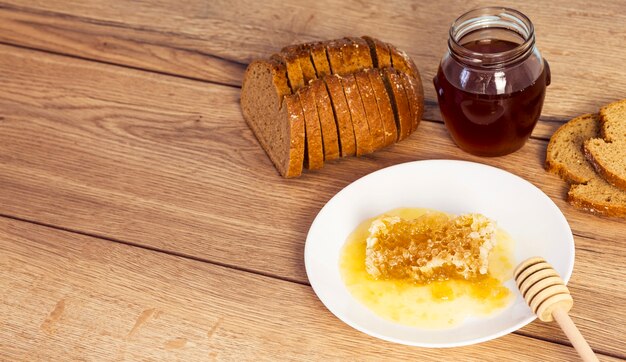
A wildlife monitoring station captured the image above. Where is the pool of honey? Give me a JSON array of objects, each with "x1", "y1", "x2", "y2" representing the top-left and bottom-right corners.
[{"x1": 339, "y1": 208, "x2": 514, "y2": 328}]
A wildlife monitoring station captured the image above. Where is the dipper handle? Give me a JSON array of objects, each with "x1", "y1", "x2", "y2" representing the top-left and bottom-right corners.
[{"x1": 514, "y1": 257, "x2": 598, "y2": 362}]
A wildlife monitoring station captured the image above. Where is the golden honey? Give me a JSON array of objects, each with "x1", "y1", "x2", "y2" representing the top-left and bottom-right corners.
[{"x1": 339, "y1": 208, "x2": 514, "y2": 328}]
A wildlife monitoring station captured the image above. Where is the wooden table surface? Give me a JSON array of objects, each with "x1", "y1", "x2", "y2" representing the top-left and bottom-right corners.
[{"x1": 1, "y1": 0, "x2": 624, "y2": 360}]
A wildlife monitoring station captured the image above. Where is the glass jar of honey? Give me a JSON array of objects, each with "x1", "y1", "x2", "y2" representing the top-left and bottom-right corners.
[{"x1": 433, "y1": 7, "x2": 550, "y2": 156}]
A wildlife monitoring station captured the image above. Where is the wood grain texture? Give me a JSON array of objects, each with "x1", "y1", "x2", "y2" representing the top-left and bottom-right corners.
[
  {"x1": 1, "y1": 1, "x2": 625, "y2": 139},
  {"x1": 0, "y1": 44, "x2": 625, "y2": 356},
  {"x1": 1, "y1": 216, "x2": 620, "y2": 361}
]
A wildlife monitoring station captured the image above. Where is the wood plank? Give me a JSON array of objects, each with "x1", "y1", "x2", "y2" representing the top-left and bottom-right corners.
[
  {"x1": 0, "y1": 216, "x2": 619, "y2": 361},
  {"x1": 0, "y1": 44, "x2": 624, "y2": 355},
  {"x1": 1, "y1": 0, "x2": 625, "y2": 138}
]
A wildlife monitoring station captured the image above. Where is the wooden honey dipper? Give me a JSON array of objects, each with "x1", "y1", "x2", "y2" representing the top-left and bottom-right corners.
[{"x1": 514, "y1": 257, "x2": 598, "y2": 362}]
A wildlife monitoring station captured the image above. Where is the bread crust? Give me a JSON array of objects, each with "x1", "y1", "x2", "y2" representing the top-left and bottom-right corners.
[
  {"x1": 354, "y1": 70, "x2": 386, "y2": 151},
  {"x1": 341, "y1": 73, "x2": 374, "y2": 156},
  {"x1": 283, "y1": 96, "x2": 306, "y2": 177},
  {"x1": 324, "y1": 74, "x2": 356, "y2": 157},
  {"x1": 382, "y1": 67, "x2": 412, "y2": 141},
  {"x1": 311, "y1": 79, "x2": 340, "y2": 161},
  {"x1": 584, "y1": 140, "x2": 626, "y2": 191},
  {"x1": 366, "y1": 68, "x2": 397, "y2": 146},
  {"x1": 298, "y1": 84, "x2": 324, "y2": 170},
  {"x1": 568, "y1": 182, "x2": 626, "y2": 218}
]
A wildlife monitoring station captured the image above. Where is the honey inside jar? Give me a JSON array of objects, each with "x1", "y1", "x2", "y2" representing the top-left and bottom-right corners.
[
  {"x1": 339, "y1": 208, "x2": 514, "y2": 328},
  {"x1": 434, "y1": 8, "x2": 551, "y2": 156}
]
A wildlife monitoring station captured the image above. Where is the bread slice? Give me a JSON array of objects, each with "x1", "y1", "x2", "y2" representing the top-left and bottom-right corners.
[
  {"x1": 584, "y1": 99, "x2": 626, "y2": 191},
  {"x1": 341, "y1": 73, "x2": 374, "y2": 155},
  {"x1": 599, "y1": 98, "x2": 626, "y2": 142},
  {"x1": 366, "y1": 68, "x2": 398, "y2": 145},
  {"x1": 342, "y1": 37, "x2": 374, "y2": 74},
  {"x1": 354, "y1": 70, "x2": 386, "y2": 151},
  {"x1": 362, "y1": 36, "x2": 392, "y2": 68},
  {"x1": 310, "y1": 42, "x2": 331, "y2": 78},
  {"x1": 298, "y1": 84, "x2": 324, "y2": 170},
  {"x1": 545, "y1": 113, "x2": 626, "y2": 216},
  {"x1": 546, "y1": 114, "x2": 600, "y2": 184},
  {"x1": 382, "y1": 67, "x2": 412, "y2": 141},
  {"x1": 311, "y1": 79, "x2": 340, "y2": 161},
  {"x1": 271, "y1": 53, "x2": 304, "y2": 93},
  {"x1": 324, "y1": 74, "x2": 356, "y2": 157},
  {"x1": 326, "y1": 39, "x2": 349, "y2": 75},
  {"x1": 241, "y1": 60, "x2": 305, "y2": 177},
  {"x1": 398, "y1": 70, "x2": 424, "y2": 134},
  {"x1": 388, "y1": 43, "x2": 421, "y2": 80},
  {"x1": 568, "y1": 179, "x2": 626, "y2": 217}
]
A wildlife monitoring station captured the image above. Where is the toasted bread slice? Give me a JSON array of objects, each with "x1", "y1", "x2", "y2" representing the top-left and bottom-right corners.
[
  {"x1": 388, "y1": 42, "x2": 421, "y2": 80},
  {"x1": 241, "y1": 60, "x2": 304, "y2": 177}
]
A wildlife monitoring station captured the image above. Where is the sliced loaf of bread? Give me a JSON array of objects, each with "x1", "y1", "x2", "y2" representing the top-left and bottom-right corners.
[
  {"x1": 241, "y1": 60, "x2": 305, "y2": 177},
  {"x1": 242, "y1": 37, "x2": 424, "y2": 177},
  {"x1": 584, "y1": 99, "x2": 626, "y2": 191}
]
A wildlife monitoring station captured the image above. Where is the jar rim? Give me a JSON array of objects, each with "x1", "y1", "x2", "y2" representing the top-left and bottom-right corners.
[{"x1": 448, "y1": 7, "x2": 535, "y2": 67}]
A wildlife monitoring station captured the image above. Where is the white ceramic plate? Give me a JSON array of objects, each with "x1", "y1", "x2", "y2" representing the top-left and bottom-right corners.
[{"x1": 304, "y1": 160, "x2": 574, "y2": 348}]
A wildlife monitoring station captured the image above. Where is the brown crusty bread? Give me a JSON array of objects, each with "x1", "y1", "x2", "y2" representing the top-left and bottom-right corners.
[
  {"x1": 388, "y1": 43, "x2": 421, "y2": 81},
  {"x1": 584, "y1": 99, "x2": 626, "y2": 191},
  {"x1": 271, "y1": 53, "x2": 304, "y2": 93},
  {"x1": 545, "y1": 113, "x2": 626, "y2": 217},
  {"x1": 362, "y1": 36, "x2": 392, "y2": 68},
  {"x1": 341, "y1": 73, "x2": 374, "y2": 156},
  {"x1": 342, "y1": 37, "x2": 374, "y2": 74},
  {"x1": 366, "y1": 68, "x2": 397, "y2": 145},
  {"x1": 354, "y1": 70, "x2": 386, "y2": 150},
  {"x1": 242, "y1": 36, "x2": 424, "y2": 177},
  {"x1": 298, "y1": 84, "x2": 324, "y2": 169},
  {"x1": 240, "y1": 60, "x2": 305, "y2": 177},
  {"x1": 324, "y1": 74, "x2": 356, "y2": 157},
  {"x1": 310, "y1": 42, "x2": 331, "y2": 78},
  {"x1": 325, "y1": 38, "x2": 348, "y2": 75},
  {"x1": 311, "y1": 79, "x2": 340, "y2": 161},
  {"x1": 546, "y1": 114, "x2": 600, "y2": 184},
  {"x1": 382, "y1": 67, "x2": 412, "y2": 141},
  {"x1": 398, "y1": 69, "x2": 423, "y2": 134},
  {"x1": 568, "y1": 179, "x2": 626, "y2": 217}
]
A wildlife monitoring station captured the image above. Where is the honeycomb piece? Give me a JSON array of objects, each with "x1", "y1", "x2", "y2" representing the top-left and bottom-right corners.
[{"x1": 365, "y1": 212, "x2": 497, "y2": 283}]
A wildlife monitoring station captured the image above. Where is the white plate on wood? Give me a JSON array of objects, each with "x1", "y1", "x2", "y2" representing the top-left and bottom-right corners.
[{"x1": 304, "y1": 160, "x2": 574, "y2": 348}]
